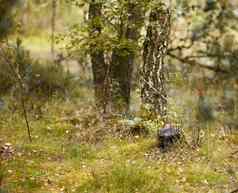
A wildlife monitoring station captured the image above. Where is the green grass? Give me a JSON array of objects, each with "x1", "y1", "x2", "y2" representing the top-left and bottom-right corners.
[
  {"x1": 76, "y1": 163, "x2": 173, "y2": 193},
  {"x1": 0, "y1": 99, "x2": 237, "y2": 193}
]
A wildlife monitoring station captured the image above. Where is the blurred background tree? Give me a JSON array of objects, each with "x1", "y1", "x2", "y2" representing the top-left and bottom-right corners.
[
  {"x1": 167, "y1": 0, "x2": 238, "y2": 130},
  {"x1": 0, "y1": 0, "x2": 18, "y2": 40}
]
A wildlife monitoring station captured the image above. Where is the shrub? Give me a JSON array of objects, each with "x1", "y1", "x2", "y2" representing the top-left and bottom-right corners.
[
  {"x1": 0, "y1": 42, "x2": 31, "y2": 94},
  {"x1": 27, "y1": 61, "x2": 74, "y2": 97},
  {"x1": 0, "y1": 42, "x2": 75, "y2": 98}
]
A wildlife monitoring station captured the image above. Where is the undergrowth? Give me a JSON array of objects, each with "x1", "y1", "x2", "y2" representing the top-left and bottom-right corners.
[
  {"x1": 0, "y1": 99, "x2": 237, "y2": 193},
  {"x1": 0, "y1": 41, "x2": 76, "y2": 98}
]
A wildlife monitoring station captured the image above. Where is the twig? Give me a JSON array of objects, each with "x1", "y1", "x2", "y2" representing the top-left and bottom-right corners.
[{"x1": 231, "y1": 150, "x2": 238, "y2": 156}]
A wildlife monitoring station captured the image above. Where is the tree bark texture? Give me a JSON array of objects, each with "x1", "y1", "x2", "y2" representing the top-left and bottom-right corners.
[
  {"x1": 110, "y1": 1, "x2": 143, "y2": 113},
  {"x1": 141, "y1": 4, "x2": 171, "y2": 117},
  {"x1": 88, "y1": 0, "x2": 107, "y2": 111}
]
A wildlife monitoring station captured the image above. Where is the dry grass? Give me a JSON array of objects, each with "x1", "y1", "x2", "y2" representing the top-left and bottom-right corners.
[{"x1": 0, "y1": 98, "x2": 237, "y2": 193}]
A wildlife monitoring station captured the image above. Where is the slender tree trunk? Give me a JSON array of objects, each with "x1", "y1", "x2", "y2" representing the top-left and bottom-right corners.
[
  {"x1": 88, "y1": 0, "x2": 107, "y2": 111},
  {"x1": 51, "y1": 0, "x2": 57, "y2": 59},
  {"x1": 110, "y1": 2, "x2": 143, "y2": 114},
  {"x1": 141, "y1": 4, "x2": 171, "y2": 118}
]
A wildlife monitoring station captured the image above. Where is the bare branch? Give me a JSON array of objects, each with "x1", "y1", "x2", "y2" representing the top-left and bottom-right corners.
[
  {"x1": 168, "y1": 40, "x2": 194, "y2": 52},
  {"x1": 167, "y1": 52, "x2": 229, "y2": 74},
  {"x1": 0, "y1": 44, "x2": 32, "y2": 142}
]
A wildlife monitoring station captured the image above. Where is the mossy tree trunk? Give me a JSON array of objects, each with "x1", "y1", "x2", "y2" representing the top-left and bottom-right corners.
[
  {"x1": 88, "y1": 0, "x2": 108, "y2": 112},
  {"x1": 110, "y1": 1, "x2": 143, "y2": 114}
]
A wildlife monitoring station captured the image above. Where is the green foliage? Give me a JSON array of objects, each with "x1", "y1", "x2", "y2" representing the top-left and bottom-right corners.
[
  {"x1": 0, "y1": 42, "x2": 31, "y2": 93},
  {"x1": 185, "y1": 163, "x2": 228, "y2": 185},
  {"x1": 28, "y1": 62, "x2": 74, "y2": 97},
  {"x1": 17, "y1": 177, "x2": 42, "y2": 191},
  {"x1": 63, "y1": 0, "x2": 148, "y2": 60},
  {"x1": 66, "y1": 144, "x2": 97, "y2": 161},
  {"x1": 0, "y1": 166, "x2": 6, "y2": 186}
]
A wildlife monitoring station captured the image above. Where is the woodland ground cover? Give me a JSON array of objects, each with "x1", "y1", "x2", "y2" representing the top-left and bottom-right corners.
[
  {"x1": 0, "y1": 88, "x2": 237, "y2": 193},
  {"x1": 1, "y1": 1, "x2": 238, "y2": 192}
]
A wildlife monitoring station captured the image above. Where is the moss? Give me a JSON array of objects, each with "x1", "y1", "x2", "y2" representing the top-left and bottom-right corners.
[{"x1": 0, "y1": 100, "x2": 236, "y2": 193}]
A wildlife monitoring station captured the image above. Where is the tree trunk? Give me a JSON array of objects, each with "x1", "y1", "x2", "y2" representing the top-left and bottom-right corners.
[
  {"x1": 110, "y1": 48, "x2": 134, "y2": 113},
  {"x1": 141, "y1": 4, "x2": 171, "y2": 118},
  {"x1": 88, "y1": 0, "x2": 107, "y2": 111},
  {"x1": 0, "y1": 0, "x2": 18, "y2": 40},
  {"x1": 51, "y1": 0, "x2": 57, "y2": 59},
  {"x1": 110, "y1": 2, "x2": 143, "y2": 114}
]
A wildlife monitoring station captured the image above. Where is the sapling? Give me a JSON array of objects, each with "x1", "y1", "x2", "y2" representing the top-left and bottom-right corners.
[{"x1": 0, "y1": 39, "x2": 32, "y2": 142}]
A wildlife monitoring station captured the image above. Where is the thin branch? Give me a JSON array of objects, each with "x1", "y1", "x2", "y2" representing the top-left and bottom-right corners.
[
  {"x1": 51, "y1": 0, "x2": 57, "y2": 59},
  {"x1": 186, "y1": 54, "x2": 238, "y2": 60},
  {"x1": 168, "y1": 41, "x2": 194, "y2": 52},
  {"x1": 167, "y1": 52, "x2": 229, "y2": 74},
  {"x1": 231, "y1": 150, "x2": 238, "y2": 156},
  {"x1": 0, "y1": 45, "x2": 32, "y2": 142}
]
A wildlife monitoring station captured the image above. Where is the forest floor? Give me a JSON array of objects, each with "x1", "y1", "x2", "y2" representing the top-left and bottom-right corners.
[
  {"x1": 0, "y1": 98, "x2": 238, "y2": 193},
  {"x1": 1, "y1": 35, "x2": 237, "y2": 193}
]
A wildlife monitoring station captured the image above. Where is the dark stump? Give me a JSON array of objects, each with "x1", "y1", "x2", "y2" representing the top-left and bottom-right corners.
[{"x1": 157, "y1": 126, "x2": 181, "y2": 152}]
